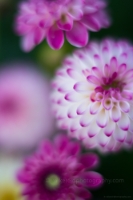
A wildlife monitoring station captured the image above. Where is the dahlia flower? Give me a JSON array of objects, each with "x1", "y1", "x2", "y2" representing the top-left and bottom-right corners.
[
  {"x1": 51, "y1": 39, "x2": 133, "y2": 151},
  {"x1": 17, "y1": 134, "x2": 103, "y2": 200},
  {"x1": 15, "y1": 0, "x2": 110, "y2": 51},
  {"x1": 0, "y1": 155, "x2": 24, "y2": 200},
  {"x1": 0, "y1": 65, "x2": 54, "y2": 151}
]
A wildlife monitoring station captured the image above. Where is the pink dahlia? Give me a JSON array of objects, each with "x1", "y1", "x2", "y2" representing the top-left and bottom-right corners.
[
  {"x1": 17, "y1": 134, "x2": 103, "y2": 200},
  {"x1": 15, "y1": 0, "x2": 110, "y2": 51},
  {"x1": 0, "y1": 65, "x2": 54, "y2": 151},
  {"x1": 51, "y1": 39, "x2": 133, "y2": 152}
]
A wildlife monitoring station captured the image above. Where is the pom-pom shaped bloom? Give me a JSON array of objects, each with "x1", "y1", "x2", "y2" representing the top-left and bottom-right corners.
[
  {"x1": 0, "y1": 65, "x2": 54, "y2": 151},
  {"x1": 51, "y1": 39, "x2": 133, "y2": 152},
  {"x1": 15, "y1": 0, "x2": 110, "y2": 51},
  {"x1": 17, "y1": 134, "x2": 103, "y2": 200}
]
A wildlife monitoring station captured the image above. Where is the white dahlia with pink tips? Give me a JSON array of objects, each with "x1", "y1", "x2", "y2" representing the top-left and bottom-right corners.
[{"x1": 51, "y1": 39, "x2": 133, "y2": 152}]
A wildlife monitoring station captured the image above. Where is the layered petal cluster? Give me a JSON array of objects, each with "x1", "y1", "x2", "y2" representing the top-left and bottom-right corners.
[
  {"x1": 51, "y1": 39, "x2": 133, "y2": 152},
  {"x1": 15, "y1": 0, "x2": 110, "y2": 51},
  {"x1": 0, "y1": 65, "x2": 54, "y2": 151},
  {"x1": 17, "y1": 134, "x2": 102, "y2": 200}
]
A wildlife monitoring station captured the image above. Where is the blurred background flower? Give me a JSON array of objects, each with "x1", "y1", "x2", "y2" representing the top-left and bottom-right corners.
[
  {"x1": 14, "y1": 0, "x2": 110, "y2": 51},
  {"x1": 0, "y1": 154, "x2": 24, "y2": 200},
  {"x1": 0, "y1": 65, "x2": 54, "y2": 152},
  {"x1": 17, "y1": 134, "x2": 103, "y2": 200}
]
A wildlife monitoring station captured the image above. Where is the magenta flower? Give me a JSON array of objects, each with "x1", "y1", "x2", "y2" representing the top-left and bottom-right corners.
[
  {"x1": 0, "y1": 66, "x2": 54, "y2": 151},
  {"x1": 51, "y1": 39, "x2": 133, "y2": 152},
  {"x1": 17, "y1": 134, "x2": 103, "y2": 200},
  {"x1": 15, "y1": 0, "x2": 110, "y2": 51}
]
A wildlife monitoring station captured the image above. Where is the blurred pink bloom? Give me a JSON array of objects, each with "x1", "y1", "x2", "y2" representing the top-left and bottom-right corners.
[
  {"x1": 0, "y1": 65, "x2": 54, "y2": 151},
  {"x1": 15, "y1": 0, "x2": 110, "y2": 51},
  {"x1": 17, "y1": 134, "x2": 103, "y2": 200},
  {"x1": 51, "y1": 39, "x2": 133, "y2": 152}
]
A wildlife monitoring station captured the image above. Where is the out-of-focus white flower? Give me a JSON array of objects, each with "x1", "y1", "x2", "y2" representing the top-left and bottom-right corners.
[
  {"x1": 0, "y1": 155, "x2": 24, "y2": 200},
  {"x1": 51, "y1": 39, "x2": 133, "y2": 152},
  {"x1": 0, "y1": 65, "x2": 54, "y2": 151}
]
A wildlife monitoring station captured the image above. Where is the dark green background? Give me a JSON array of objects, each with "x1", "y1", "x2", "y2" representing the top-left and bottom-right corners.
[{"x1": 1, "y1": 0, "x2": 133, "y2": 199}]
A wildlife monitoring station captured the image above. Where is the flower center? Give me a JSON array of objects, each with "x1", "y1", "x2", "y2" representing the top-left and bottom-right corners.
[
  {"x1": 45, "y1": 174, "x2": 61, "y2": 190},
  {"x1": 100, "y1": 72, "x2": 125, "y2": 92},
  {"x1": 0, "y1": 98, "x2": 18, "y2": 115},
  {"x1": 102, "y1": 80, "x2": 120, "y2": 90}
]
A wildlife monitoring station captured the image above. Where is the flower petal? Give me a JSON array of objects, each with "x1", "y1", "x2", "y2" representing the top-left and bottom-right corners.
[
  {"x1": 87, "y1": 75, "x2": 101, "y2": 85},
  {"x1": 74, "y1": 81, "x2": 89, "y2": 92},
  {"x1": 125, "y1": 132, "x2": 133, "y2": 144},
  {"x1": 47, "y1": 26, "x2": 64, "y2": 49},
  {"x1": 87, "y1": 121, "x2": 101, "y2": 137},
  {"x1": 104, "y1": 119, "x2": 115, "y2": 137},
  {"x1": 96, "y1": 109, "x2": 108, "y2": 128},
  {"x1": 77, "y1": 188, "x2": 92, "y2": 199},
  {"x1": 119, "y1": 101, "x2": 130, "y2": 113},
  {"x1": 90, "y1": 102, "x2": 101, "y2": 115},
  {"x1": 21, "y1": 32, "x2": 35, "y2": 52},
  {"x1": 66, "y1": 22, "x2": 88, "y2": 47},
  {"x1": 79, "y1": 153, "x2": 99, "y2": 169},
  {"x1": 65, "y1": 92, "x2": 83, "y2": 102},
  {"x1": 117, "y1": 113, "x2": 130, "y2": 131},
  {"x1": 80, "y1": 112, "x2": 94, "y2": 127},
  {"x1": 81, "y1": 171, "x2": 103, "y2": 188},
  {"x1": 114, "y1": 125, "x2": 127, "y2": 142},
  {"x1": 103, "y1": 98, "x2": 112, "y2": 110},
  {"x1": 82, "y1": 14, "x2": 101, "y2": 31},
  {"x1": 57, "y1": 14, "x2": 73, "y2": 31},
  {"x1": 97, "y1": 129, "x2": 110, "y2": 147},
  {"x1": 54, "y1": 134, "x2": 69, "y2": 152},
  {"x1": 109, "y1": 106, "x2": 121, "y2": 122},
  {"x1": 77, "y1": 101, "x2": 89, "y2": 115}
]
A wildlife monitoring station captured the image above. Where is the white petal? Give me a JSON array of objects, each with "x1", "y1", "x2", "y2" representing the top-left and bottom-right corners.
[
  {"x1": 67, "y1": 103, "x2": 79, "y2": 118},
  {"x1": 96, "y1": 109, "x2": 108, "y2": 128},
  {"x1": 77, "y1": 101, "x2": 90, "y2": 115},
  {"x1": 109, "y1": 106, "x2": 121, "y2": 122},
  {"x1": 128, "y1": 105, "x2": 133, "y2": 120},
  {"x1": 114, "y1": 125, "x2": 127, "y2": 142},
  {"x1": 90, "y1": 102, "x2": 101, "y2": 115},
  {"x1": 65, "y1": 92, "x2": 83, "y2": 102},
  {"x1": 66, "y1": 68, "x2": 83, "y2": 80},
  {"x1": 107, "y1": 137, "x2": 122, "y2": 152},
  {"x1": 87, "y1": 121, "x2": 101, "y2": 137},
  {"x1": 69, "y1": 117, "x2": 81, "y2": 132},
  {"x1": 74, "y1": 81, "x2": 89, "y2": 92},
  {"x1": 117, "y1": 113, "x2": 130, "y2": 131},
  {"x1": 80, "y1": 112, "x2": 95, "y2": 127},
  {"x1": 119, "y1": 101, "x2": 130, "y2": 113},
  {"x1": 58, "y1": 119, "x2": 69, "y2": 130},
  {"x1": 129, "y1": 119, "x2": 133, "y2": 133},
  {"x1": 97, "y1": 129, "x2": 110, "y2": 147},
  {"x1": 56, "y1": 106, "x2": 68, "y2": 119},
  {"x1": 125, "y1": 132, "x2": 133, "y2": 144},
  {"x1": 106, "y1": 136, "x2": 116, "y2": 151},
  {"x1": 104, "y1": 119, "x2": 115, "y2": 137},
  {"x1": 82, "y1": 135, "x2": 97, "y2": 148},
  {"x1": 57, "y1": 82, "x2": 73, "y2": 93},
  {"x1": 110, "y1": 57, "x2": 118, "y2": 74},
  {"x1": 91, "y1": 66, "x2": 102, "y2": 77}
]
